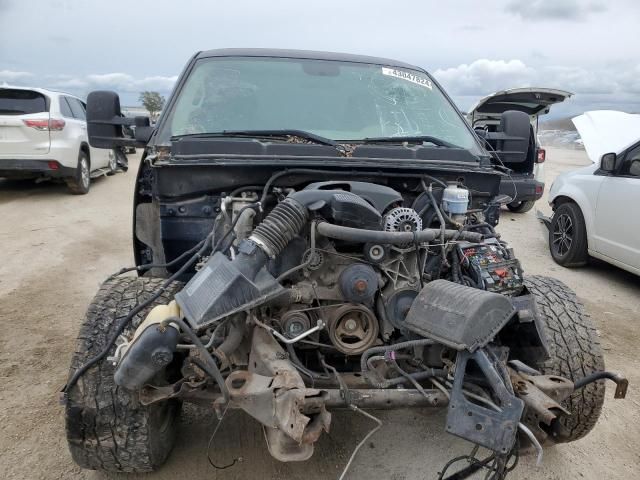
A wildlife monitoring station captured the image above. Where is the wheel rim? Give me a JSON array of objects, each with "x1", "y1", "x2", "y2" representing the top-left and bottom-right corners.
[
  {"x1": 552, "y1": 213, "x2": 573, "y2": 256},
  {"x1": 80, "y1": 158, "x2": 90, "y2": 188}
]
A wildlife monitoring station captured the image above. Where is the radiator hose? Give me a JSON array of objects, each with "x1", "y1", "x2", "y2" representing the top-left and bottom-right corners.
[{"x1": 316, "y1": 222, "x2": 484, "y2": 244}]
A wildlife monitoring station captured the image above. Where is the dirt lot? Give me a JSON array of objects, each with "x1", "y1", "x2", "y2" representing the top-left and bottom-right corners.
[{"x1": 0, "y1": 147, "x2": 638, "y2": 480}]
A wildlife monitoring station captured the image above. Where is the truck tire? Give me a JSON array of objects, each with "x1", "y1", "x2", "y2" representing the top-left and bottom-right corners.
[
  {"x1": 549, "y1": 202, "x2": 588, "y2": 267},
  {"x1": 66, "y1": 150, "x2": 91, "y2": 194},
  {"x1": 507, "y1": 200, "x2": 535, "y2": 213},
  {"x1": 65, "y1": 277, "x2": 184, "y2": 472},
  {"x1": 524, "y1": 275, "x2": 605, "y2": 443}
]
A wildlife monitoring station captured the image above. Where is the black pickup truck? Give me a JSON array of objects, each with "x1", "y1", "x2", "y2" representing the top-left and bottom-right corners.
[{"x1": 62, "y1": 49, "x2": 623, "y2": 479}]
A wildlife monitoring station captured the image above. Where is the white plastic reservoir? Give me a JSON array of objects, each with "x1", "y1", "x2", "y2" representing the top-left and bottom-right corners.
[{"x1": 442, "y1": 184, "x2": 469, "y2": 214}]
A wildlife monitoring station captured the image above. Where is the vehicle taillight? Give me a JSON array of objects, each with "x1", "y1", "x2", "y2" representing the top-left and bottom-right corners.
[
  {"x1": 47, "y1": 161, "x2": 60, "y2": 170},
  {"x1": 49, "y1": 119, "x2": 66, "y2": 131},
  {"x1": 23, "y1": 118, "x2": 65, "y2": 131},
  {"x1": 536, "y1": 148, "x2": 546, "y2": 163}
]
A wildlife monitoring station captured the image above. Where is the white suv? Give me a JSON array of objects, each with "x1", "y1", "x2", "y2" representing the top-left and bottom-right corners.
[{"x1": 0, "y1": 86, "x2": 117, "y2": 194}]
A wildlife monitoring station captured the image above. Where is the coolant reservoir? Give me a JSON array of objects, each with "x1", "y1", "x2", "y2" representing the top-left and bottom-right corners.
[{"x1": 442, "y1": 183, "x2": 469, "y2": 214}]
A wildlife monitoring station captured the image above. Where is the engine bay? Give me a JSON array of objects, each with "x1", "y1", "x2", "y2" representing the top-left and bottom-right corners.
[{"x1": 102, "y1": 171, "x2": 625, "y2": 479}]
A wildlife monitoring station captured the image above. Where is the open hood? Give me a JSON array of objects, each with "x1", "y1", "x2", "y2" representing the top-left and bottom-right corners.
[
  {"x1": 572, "y1": 110, "x2": 640, "y2": 163},
  {"x1": 468, "y1": 88, "x2": 573, "y2": 123}
]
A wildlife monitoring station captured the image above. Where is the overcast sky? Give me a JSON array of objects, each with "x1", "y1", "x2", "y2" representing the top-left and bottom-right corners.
[{"x1": 1, "y1": 0, "x2": 639, "y2": 119}]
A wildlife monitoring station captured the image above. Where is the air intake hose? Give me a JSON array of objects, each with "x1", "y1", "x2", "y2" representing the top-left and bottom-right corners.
[
  {"x1": 176, "y1": 190, "x2": 359, "y2": 327},
  {"x1": 248, "y1": 196, "x2": 309, "y2": 258}
]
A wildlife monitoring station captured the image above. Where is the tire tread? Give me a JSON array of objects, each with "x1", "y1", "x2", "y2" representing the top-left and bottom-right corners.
[
  {"x1": 65, "y1": 276, "x2": 183, "y2": 472},
  {"x1": 524, "y1": 275, "x2": 605, "y2": 442}
]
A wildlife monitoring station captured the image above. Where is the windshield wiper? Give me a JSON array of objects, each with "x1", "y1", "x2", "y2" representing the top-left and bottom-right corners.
[
  {"x1": 172, "y1": 129, "x2": 338, "y2": 147},
  {"x1": 360, "y1": 135, "x2": 458, "y2": 148}
]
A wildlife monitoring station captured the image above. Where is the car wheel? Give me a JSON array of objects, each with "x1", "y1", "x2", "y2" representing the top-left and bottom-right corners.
[
  {"x1": 106, "y1": 150, "x2": 118, "y2": 175},
  {"x1": 524, "y1": 275, "x2": 605, "y2": 443},
  {"x1": 506, "y1": 200, "x2": 535, "y2": 213},
  {"x1": 65, "y1": 277, "x2": 184, "y2": 472},
  {"x1": 549, "y1": 202, "x2": 588, "y2": 267},
  {"x1": 65, "y1": 151, "x2": 91, "y2": 195}
]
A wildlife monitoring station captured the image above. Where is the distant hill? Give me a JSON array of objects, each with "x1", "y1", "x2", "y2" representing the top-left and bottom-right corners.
[{"x1": 540, "y1": 117, "x2": 576, "y2": 131}]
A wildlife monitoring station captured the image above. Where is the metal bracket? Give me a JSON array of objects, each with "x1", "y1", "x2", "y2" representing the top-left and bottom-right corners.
[
  {"x1": 574, "y1": 371, "x2": 628, "y2": 399},
  {"x1": 446, "y1": 349, "x2": 524, "y2": 454}
]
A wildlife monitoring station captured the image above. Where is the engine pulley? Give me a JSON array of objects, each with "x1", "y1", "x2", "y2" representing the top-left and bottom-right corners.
[
  {"x1": 384, "y1": 288, "x2": 419, "y2": 330},
  {"x1": 339, "y1": 264, "x2": 379, "y2": 305},
  {"x1": 328, "y1": 304, "x2": 379, "y2": 355},
  {"x1": 281, "y1": 310, "x2": 312, "y2": 338}
]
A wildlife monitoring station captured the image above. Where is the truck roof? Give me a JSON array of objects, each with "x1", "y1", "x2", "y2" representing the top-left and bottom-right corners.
[{"x1": 196, "y1": 48, "x2": 424, "y2": 71}]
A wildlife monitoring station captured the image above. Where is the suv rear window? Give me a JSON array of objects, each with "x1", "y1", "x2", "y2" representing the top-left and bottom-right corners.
[{"x1": 0, "y1": 89, "x2": 48, "y2": 115}]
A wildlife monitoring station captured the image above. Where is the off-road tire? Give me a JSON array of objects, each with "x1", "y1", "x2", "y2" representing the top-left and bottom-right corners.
[
  {"x1": 524, "y1": 275, "x2": 605, "y2": 443},
  {"x1": 65, "y1": 277, "x2": 184, "y2": 472},
  {"x1": 507, "y1": 200, "x2": 535, "y2": 213},
  {"x1": 66, "y1": 150, "x2": 91, "y2": 194},
  {"x1": 549, "y1": 202, "x2": 588, "y2": 267}
]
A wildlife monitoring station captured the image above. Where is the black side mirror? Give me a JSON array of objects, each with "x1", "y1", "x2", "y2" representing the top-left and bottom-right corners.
[
  {"x1": 133, "y1": 116, "x2": 153, "y2": 144},
  {"x1": 600, "y1": 152, "x2": 619, "y2": 172},
  {"x1": 86, "y1": 91, "x2": 151, "y2": 149}
]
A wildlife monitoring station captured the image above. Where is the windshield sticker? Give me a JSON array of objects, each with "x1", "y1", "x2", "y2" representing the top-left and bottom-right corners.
[{"x1": 382, "y1": 67, "x2": 433, "y2": 90}]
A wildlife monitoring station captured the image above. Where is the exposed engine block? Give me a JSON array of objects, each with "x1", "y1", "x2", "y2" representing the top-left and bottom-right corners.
[{"x1": 174, "y1": 181, "x2": 522, "y2": 356}]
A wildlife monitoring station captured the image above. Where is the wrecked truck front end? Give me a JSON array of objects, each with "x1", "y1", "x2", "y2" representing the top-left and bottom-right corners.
[{"x1": 63, "y1": 50, "x2": 627, "y2": 479}]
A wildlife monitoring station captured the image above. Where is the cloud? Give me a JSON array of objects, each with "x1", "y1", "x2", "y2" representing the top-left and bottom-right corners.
[
  {"x1": 505, "y1": 0, "x2": 606, "y2": 21},
  {"x1": 541, "y1": 66, "x2": 617, "y2": 94},
  {"x1": 434, "y1": 58, "x2": 640, "y2": 98},
  {"x1": 0, "y1": 69, "x2": 33, "y2": 83},
  {"x1": 434, "y1": 59, "x2": 535, "y2": 96},
  {"x1": 84, "y1": 73, "x2": 178, "y2": 93},
  {"x1": 37, "y1": 73, "x2": 177, "y2": 98},
  {"x1": 47, "y1": 35, "x2": 71, "y2": 44},
  {"x1": 618, "y1": 64, "x2": 640, "y2": 94},
  {"x1": 458, "y1": 24, "x2": 485, "y2": 32},
  {"x1": 434, "y1": 58, "x2": 640, "y2": 115}
]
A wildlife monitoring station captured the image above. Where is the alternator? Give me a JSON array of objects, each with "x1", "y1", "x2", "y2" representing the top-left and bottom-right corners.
[{"x1": 383, "y1": 207, "x2": 422, "y2": 233}]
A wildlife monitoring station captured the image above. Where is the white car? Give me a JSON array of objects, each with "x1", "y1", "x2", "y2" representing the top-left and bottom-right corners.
[
  {"x1": 545, "y1": 110, "x2": 640, "y2": 275},
  {"x1": 0, "y1": 85, "x2": 117, "y2": 194}
]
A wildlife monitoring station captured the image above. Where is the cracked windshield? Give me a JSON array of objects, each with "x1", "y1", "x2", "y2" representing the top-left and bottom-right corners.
[{"x1": 164, "y1": 57, "x2": 479, "y2": 150}]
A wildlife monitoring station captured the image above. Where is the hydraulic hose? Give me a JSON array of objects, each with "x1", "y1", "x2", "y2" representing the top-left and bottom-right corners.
[
  {"x1": 217, "y1": 314, "x2": 246, "y2": 358},
  {"x1": 422, "y1": 180, "x2": 446, "y2": 245},
  {"x1": 62, "y1": 203, "x2": 259, "y2": 398},
  {"x1": 360, "y1": 339, "x2": 445, "y2": 388},
  {"x1": 316, "y1": 222, "x2": 483, "y2": 245},
  {"x1": 161, "y1": 317, "x2": 229, "y2": 403}
]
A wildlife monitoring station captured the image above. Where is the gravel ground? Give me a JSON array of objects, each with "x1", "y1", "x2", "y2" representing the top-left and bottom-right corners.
[{"x1": 0, "y1": 147, "x2": 638, "y2": 480}]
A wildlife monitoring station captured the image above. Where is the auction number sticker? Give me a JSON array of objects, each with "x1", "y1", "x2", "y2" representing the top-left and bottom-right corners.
[{"x1": 382, "y1": 67, "x2": 433, "y2": 90}]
